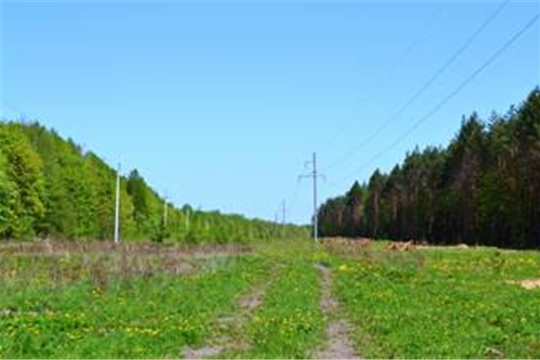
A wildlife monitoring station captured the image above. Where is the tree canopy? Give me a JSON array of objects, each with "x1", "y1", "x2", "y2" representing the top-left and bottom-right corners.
[
  {"x1": 0, "y1": 121, "x2": 309, "y2": 242},
  {"x1": 318, "y1": 88, "x2": 540, "y2": 249}
]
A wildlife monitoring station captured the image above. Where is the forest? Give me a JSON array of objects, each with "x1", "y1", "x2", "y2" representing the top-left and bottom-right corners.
[
  {"x1": 319, "y1": 88, "x2": 540, "y2": 249},
  {"x1": 0, "y1": 121, "x2": 308, "y2": 242}
]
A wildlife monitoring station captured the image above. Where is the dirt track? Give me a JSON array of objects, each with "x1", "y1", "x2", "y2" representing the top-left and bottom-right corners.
[{"x1": 314, "y1": 263, "x2": 360, "y2": 360}]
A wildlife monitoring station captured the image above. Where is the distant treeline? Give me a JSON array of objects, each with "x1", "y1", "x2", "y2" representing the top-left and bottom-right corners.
[
  {"x1": 0, "y1": 122, "x2": 309, "y2": 242},
  {"x1": 319, "y1": 88, "x2": 540, "y2": 249}
]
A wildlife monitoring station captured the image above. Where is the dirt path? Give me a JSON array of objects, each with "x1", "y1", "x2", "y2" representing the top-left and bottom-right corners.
[
  {"x1": 314, "y1": 263, "x2": 360, "y2": 360},
  {"x1": 182, "y1": 280, "x2": 269, "y2": 359}
]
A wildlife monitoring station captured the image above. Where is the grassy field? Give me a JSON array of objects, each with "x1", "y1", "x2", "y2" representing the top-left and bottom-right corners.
[
  {"x1": 328, "y1": 242, "x2": 540, "y2": 358},
  {"x1": 0, "y1": 240, "x2": 539, "y2": 359}
]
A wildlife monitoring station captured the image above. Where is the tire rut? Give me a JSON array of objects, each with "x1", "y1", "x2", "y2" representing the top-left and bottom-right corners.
[
  {"x1": 182, "y1": 278, "x2": 271, "y2": 359},
  {"x1": 314, "y1": 263, "x2": 360, "y2": 360}
]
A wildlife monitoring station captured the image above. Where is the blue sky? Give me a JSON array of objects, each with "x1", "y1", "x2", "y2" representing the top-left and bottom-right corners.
[{"x1": 1, "y1": 0, "x2": 539, "y2": 224}]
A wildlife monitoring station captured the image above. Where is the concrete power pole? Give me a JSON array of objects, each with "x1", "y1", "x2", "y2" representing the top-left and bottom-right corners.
[
  {"x1": 163, "y1": 194, "x2": 168, "y2": 228},
  {"x1": 162, "y1": 193, "x2": 169, "y2": 242},
  {"x1": 280, "y1": 201, "x2": 287, "y2": 238},
  {"x1": 312, "y1": 153, "x2": 318, "y2": 241},
  {"x1": 114, "y1": 164, "x2": 121, "y2": 244},
  {"x1": 274, "y1": 212, "x2": 280, "y2": 238},
  {"x1": 281, "y1": 201, "x2": 286, "y2": 226},
  {"x1": 299, "y1": 152, "x2": 324, "y2": 242},
  {"x1": 185, "y1": 207, "x2": 191, "y2": 233}
]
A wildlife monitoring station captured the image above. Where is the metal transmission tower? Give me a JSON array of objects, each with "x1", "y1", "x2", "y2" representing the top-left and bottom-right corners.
[
  {"x1": 299, "y1": 153, "x2": 325, "y2": 241},
  {"x1": 114, "y1": 164, "x2": 121, "y2": 244}
]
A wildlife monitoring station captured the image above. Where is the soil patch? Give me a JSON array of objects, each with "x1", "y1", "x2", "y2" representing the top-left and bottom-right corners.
[
  {"x1": 182, "y1": 279, "x2": 270, "y2": 359},
  {"x1": 508, "y1": 279, "x2": 540, "y2": 290},
  {"x1": 182, "y1": 346, "x2": 223, "y2": 359},
  {"x1": 314, "y1": 263, "x2": 360, "y2": 360},
  {"x1": 238, "y1": 284, "x2": 266, "y2": 310}
]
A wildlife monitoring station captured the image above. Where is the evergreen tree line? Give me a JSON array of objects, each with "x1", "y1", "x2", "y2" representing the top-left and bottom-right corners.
[
  {"x1": 319, "y1": 88, "x2": 540, "y2": 249},
  {"x1": 0, "y1": 121, "x2": 309, "y2": 243}
]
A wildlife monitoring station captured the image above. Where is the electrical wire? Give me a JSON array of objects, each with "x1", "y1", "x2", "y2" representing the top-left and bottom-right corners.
[
  {"x1": 318, "y1": 2, "x2": 446, "y2": 154},
  {"x1": 322, "y1": 0, "x2": 510, "y2": 172},
  {"x1": 330, "y1": 12, "x2": 539, "y2": 188}
]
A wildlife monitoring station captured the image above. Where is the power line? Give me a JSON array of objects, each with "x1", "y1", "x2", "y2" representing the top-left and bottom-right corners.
[
  {"x1": 287, "y1": 1, "x2": 505, "y2": 224},
  {"x1": 299, "y1": 153, "x2": 325, "y2": 241},
  {"x1": 318, "y1": 2, "x2": 445, "y2": 153},
  {"x1": 281, "y1": 200, "x2": 286, "y2": 225},
  {"x1": 163, "y1": 192, "x2": 169, "y2": 228},
  {"x1": 331, "y1": 12, "x2": 539, "y2": 188},
  {"x1": 285, "y1": 177, "x2": 301, "y2": 217},
  {"x1": 114, "y1": 163, "x2": 121, "y2": 244},
  {"x1": 322, "y1": 0, "x2": 510, "y2": 172}
]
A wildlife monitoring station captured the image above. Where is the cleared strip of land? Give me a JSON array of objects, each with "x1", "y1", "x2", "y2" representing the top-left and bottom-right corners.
[{"x1": 1, "y1": 239, "x2": 539, "y2": 359}]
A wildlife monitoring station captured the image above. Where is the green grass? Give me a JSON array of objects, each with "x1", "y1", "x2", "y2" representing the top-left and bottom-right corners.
[
  {"x1": 233, "y1": 258, "x2": 324, "y2": 359},
  {"x1": 1, "y1": 240, "x2": 539, "y2": 359},
  {"x1": 331, "y1": 245, "x2": 540, "y2": 359},
  {"x1": 0, "y1": 250, "x2": 272, "y2": 358}
]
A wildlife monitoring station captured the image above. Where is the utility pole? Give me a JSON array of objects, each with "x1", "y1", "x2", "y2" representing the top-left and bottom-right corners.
[
  {"x1": 114, "y1": 163, "x2": 121, "y2": 244},
  {"x1": 163, "y1": 193, "x2": 168, "y2": 228},
  {"x1": 274, "y1": 212, "x2": 280, "y2": 238},
  {"x1": 281, "y1": 200, "x2": 286, "y2": 226},
  {"x1": 299, "y1": 152, "x2": 324, "y2": 242},
  {"x1": 185, "y1": 208, "x2": 190, "y2": 232},
  {"x1": 313, "y1": 153, "x2": 318, "y2": 241},
  {"x1": 161, "y1": 193, "x2": 169, "y2": 242},
  {"x1": 281, "y1": 200, "x2": 286, "y2": 237}
]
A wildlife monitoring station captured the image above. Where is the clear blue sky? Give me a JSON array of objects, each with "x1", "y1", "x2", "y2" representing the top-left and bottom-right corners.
[{"x1": 1, "y1": 0, "x2": 539, "y2": 224}]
